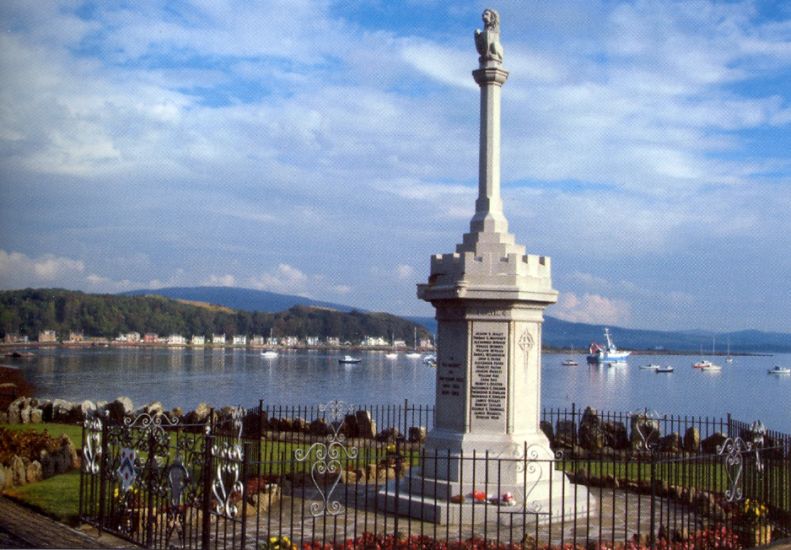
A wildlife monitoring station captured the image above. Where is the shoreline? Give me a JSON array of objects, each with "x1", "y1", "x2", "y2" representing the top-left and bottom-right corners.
[{"x1": 1, "y1": 341, "x2": 775, "y2": 356}]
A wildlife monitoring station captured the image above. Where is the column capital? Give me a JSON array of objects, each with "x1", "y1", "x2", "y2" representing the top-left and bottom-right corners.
[{"x1": 473, "y1": 67, "x2": 509, "y2": 87}]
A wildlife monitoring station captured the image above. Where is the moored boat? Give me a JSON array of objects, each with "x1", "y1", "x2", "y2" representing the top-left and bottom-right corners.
[
  {"x1": 768, "y1": 365, "x2": 791, "y2": 375},
  {"x1": 656, "y1": 365, "x2": 674, "y2": 373},
  {"x1": 701, "y1": 362, "x2": 722, "y2": 372},
  {"x1": 338, "y1": 355, "x2": 361, "y2": 364},
  {"x1": 587, "y1": 328, "x2": 631, "y2": 363},
  {"x1": 260, "y1": 350, "x2": 278, "y2": 358},
  {"x1": 640, "y1": 364, "x2": 660, "y2": 370},
  {"x1": 405, "y1": 327, "x2": 422, "y2": 358},
  {"x1": 561, "y1": 358, "x2": 578, "y2": 366}
]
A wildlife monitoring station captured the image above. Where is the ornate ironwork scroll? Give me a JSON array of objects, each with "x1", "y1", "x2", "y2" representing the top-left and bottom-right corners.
[
  {"x1": 82, "y1": 410, "x2": 103, "y2": 474},
  {"x1": 717, "y1": 436, "x2": 751, "y2": 502},
  {"x1": 520, "y1": 444, "x2": 545, "y2": 513},
  {"x1": 630, "y1": 408, "x2": 661, "y2": 452},
  {"x1": 294, "y1": 400, "x2": 359, "y2": 517},
  {"x1": 211, "y1": 406, "x2": 245, "y2": 518},
  {"x1": 749, "y1": 420, "x2": 767, "y2": 473}
]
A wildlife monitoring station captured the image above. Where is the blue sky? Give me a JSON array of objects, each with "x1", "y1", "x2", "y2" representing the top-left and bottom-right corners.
[{"x1": 1, "y1": 1, "x2": 790, "y2": 333}]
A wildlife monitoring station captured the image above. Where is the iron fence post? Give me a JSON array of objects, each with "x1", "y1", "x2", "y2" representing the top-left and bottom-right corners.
[
  {"x1": 201, "y1": 412, "x2": 213, "y2": 550},
  {"x1": 393, "y1": 437, "x2": 401, "y2": 539},
  {"x1": 649, "y1": 450, "x2": 656, "y2": 550},
  {"x1": 78, "y1": 418, "x2": 85, "y2": 523},
  {"x1": 98, "y1": 412, "x2": 109, "y2": 535},
  {"x1": 145, "y1": 424, "x2": 156, "y2": 548},
  {"x1": 403, "y1": 398, "x2": 409, "y2": 439}
]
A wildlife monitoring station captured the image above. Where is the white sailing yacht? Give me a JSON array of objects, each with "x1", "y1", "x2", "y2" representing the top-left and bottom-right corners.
[{"x1": 406, "y1": 327, "x2": 422, "y2": 359}]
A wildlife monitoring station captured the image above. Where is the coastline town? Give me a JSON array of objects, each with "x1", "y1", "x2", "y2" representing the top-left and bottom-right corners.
[{"x1": 1, "y1": 330, "x2": 435, "y2": 351}]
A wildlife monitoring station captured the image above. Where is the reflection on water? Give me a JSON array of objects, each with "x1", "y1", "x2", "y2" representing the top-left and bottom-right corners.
[{"x1": 14, "y1": 348, "x2": 791, "y2": 433}]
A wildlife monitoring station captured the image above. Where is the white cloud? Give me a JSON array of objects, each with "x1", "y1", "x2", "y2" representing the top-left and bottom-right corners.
[
  {"x1": 0, "y1": 250, "x2": 85, "y2": 287},
  {"x1": 248, "y1": 264, "x2": 310, "y2": 296},
  {"x1": 395, "y1": 264, "x2": 416, "y2": 281},
  {"x1": 553, "y1": 292, "x2": 632, "y2": 325},
  {"x1": 204, "y1": 274, "x2": 236, "y2": 287}
]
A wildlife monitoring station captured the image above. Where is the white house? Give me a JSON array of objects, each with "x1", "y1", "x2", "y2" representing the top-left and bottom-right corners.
[
  {"x1": 167, "y1": 334, "x2": 186, "y2": 346},
  {"x1": 212, "y1": 334, "x2": 226, "y2": 345},
  {"x1": 232, "y1": 335, "x2": 247, "y2": 346}
]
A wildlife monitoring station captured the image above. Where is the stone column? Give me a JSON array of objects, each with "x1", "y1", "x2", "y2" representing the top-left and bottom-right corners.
[{"x1": 380, "y1": 8, "x2": 589, "y2": 524}]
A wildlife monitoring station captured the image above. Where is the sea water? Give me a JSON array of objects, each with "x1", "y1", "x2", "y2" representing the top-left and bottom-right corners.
[{"x1": 12, "y1": 347, "x2": 791, "y2": 433}]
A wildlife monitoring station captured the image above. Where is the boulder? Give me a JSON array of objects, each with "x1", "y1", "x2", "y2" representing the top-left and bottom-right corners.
[
  {"x1": 7, "y1": 397, "x2": 29, "y2": 424},
  {"x1": 60, "y1": 433, "x2": 80, "y2": 470},
  {"x1": 658, "y1": 433, "x2": 682, "y2": 454},
  {"x1": 10, "y1": 455, "x2": 26, "y2": 486},
  {"x1": 701, "y1": 432, "x2": 728, "y2": 454},
  {"x1": 630, "y1": 414, "x2": 660, "y2": 450},
  {"x1": 355, "y1": 410, "x2": 376, "y2": 439},
  {"x1": 2, "y1": 466, "x2": 12, "y2": 489},
  {"x1": 144, "y1": 401, "x2": 164, "y2": 416},
  {"x1": 408, "y1": 426, "x2": 427, "y2": 444},
  {"x1": 51, "y1": 399, "x2": 76, "y2": 423},
  {"x1": 185, "y1": 402, "x2": 212, "y2": 425},
  {"x1": 555, "y1": 420, "x2": 576, "y2": 448},
  {"x1": 29, "y1": 408, "x2": 42, "y2": 424},
  {"x1": 242, "y1": 409, "x2": 261, "y2": 437},
  {"x1": 342, "y1": 414, "x2": 359, "y2": 438},
  {"x1": 105, "y1": 396, "x2": 134, "y2": 422},
  {"x1": 0, "y1": 412, "x2": 7, "y2": 424},
  {"x1": 39, "y1": 450, "x2": 55, "y2": 479},
  {"x1": 40, "y1": 401, "x2": 53, "y2": 422},
  {"x1": 603, "y1": 421, "x2": 629, "y2": 450},
  {"x1": 579, "y1": 407, "x2": 606, "y2": 451},
  {"x1": 376, "y1": 427, "x2": 402, "y2": 443},
  {"x1": 309, "y1": 418, "x2": 331, "y2": 437},
  {"x1": 292, "y1": 417, "x2": 307, "y2": 433},
  {"x1": 25, "y1": 460, "x2": 43, "y2": 484},
  {"x1": 683, "y1": 427, "x2": 700, "y2": 453}
]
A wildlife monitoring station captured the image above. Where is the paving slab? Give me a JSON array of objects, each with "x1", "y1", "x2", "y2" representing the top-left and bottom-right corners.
[{"x1": 0, "y1": 496, "x2": 136, "y2": 549}]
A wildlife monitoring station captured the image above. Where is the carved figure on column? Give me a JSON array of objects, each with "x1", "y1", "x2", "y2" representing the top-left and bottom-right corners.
[{"x1": 475, "y1": 9, "x2": 504, "y2": 66}]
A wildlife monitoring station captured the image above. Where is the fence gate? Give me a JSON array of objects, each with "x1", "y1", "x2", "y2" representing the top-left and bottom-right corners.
[{"x1": 79, "y1": 407, "x2": 249, "y2": 549}]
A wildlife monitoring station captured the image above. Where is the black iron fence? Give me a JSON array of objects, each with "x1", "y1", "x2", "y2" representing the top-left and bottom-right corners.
[{"x1": 80, "y1": 402, "x2": 791, "y2": 549}]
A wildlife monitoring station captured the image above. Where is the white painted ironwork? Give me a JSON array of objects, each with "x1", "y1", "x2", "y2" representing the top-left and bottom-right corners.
[
  {"x1": 211, "y1": 406, "x2": 245, "y2": 518},
  {"x1": 520, "y1": 444, "x2": 546, "y2": 513},
  {"x1": 294, "y1": 400, "x2": 359, "y2": 517},
  {"x1": 123, "y1": 411, "x2": 179, "y2": 440},
  {"x1": 749, "y1": 420, "x2": 767, "y2": 473},
  {"x1": 82, "y1": 411, "x2": 103, "y2": 474},
  {"x1": 717, "y1": 436, "x2": 751, "y2": 502},
  {"x1": 630, "y1": 408, "x2": 661, "y2": 452}
]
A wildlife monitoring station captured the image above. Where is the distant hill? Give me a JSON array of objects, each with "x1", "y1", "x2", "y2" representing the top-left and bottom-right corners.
[
  {"x1": 0, "y1": 288, "x2": 430, "y2": 344},
  {"x1": 123, "y1": 286, "x2": 354, "y2": 313},
  {"x1": 120, "y1": 286, "x2": 791, "y2": 353}
]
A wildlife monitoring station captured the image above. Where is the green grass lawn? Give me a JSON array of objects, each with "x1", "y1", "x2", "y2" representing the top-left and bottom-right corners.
[
  {"x1": 4, "y1": 470, "x2": 81, "y2": 525},
  {"x1": 1, "y1": 423, "x2": 83, "y2": 524}
]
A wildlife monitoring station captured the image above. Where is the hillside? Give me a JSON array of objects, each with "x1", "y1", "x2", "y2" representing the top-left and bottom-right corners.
[
  {"x1": 123, "y1": 287, "x2": 791, "y2": 353},
  {"x1": 0, "y1": 289, "x2": 430, "y2": 344},
  {"x1": 123, "y1": 286, "x2": 354, "y2": 313}
]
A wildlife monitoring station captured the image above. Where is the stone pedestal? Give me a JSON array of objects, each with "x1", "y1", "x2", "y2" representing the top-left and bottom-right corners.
[{"x1": 380, "y1": 8, "x2": 590, "y2": 524}]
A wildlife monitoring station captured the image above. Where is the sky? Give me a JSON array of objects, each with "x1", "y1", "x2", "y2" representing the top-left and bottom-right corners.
[{"x1": 0, "y1": 1, "x2": 790, "y2": 333}]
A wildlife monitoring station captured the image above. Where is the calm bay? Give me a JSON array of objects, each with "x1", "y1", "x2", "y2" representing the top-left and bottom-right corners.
[{"x1": 12, "y1": 347, "x2": 791, "y2": 433}]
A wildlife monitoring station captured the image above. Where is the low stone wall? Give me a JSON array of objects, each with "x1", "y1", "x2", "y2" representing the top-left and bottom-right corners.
[
  {"x1": 0, "y1": 429, "x2": 79, "y2": 490},
  {"x1": 540, "y1": 406, "x2": 780, "y2": 458}
]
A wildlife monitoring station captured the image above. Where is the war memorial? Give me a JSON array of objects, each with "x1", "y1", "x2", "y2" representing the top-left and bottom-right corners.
[
  {"x1": 65, "y1": 10, "x2": 790, "y2": 550},
  {"x1": 379, "y1": 7, "x2": 588, "y2": 524}
]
